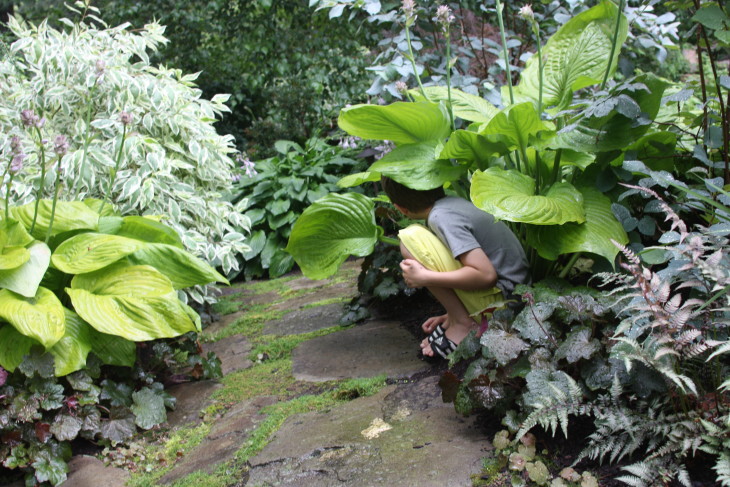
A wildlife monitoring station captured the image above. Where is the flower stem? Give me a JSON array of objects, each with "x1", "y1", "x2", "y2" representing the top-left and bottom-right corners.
[
  {"x1": 533, "y1": 23, "x2": 543, "y2": 115},
  {"x1": 45, "y1": 156, "x2": 64, "y2": 244},
  {"x1": 29, "y1": 126, "x2": 47, "y2": 235},
  {"x1": 601, "y1": 0, "x2": 624, "y2": 90},
  {"x1": 444, "y1": 30, "x2": 455, "y2": 131},
  {"x1": 74, "y1": 84, "x2": 97, "y2": 199},
  {"x1": 405, "y1": 25, "x2": 429, "y2": 100},
  {"x1": 99, "y1": 123, "x2": 127, "y2": 215},
  {"x1": 495, "y1": 0, "x2": 515, "y2": 105},
  {"x1": 4, "y1": 174, "x2": 14, "y2": 222}
]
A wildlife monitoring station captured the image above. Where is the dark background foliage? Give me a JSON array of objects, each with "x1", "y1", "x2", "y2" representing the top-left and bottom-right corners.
[{"x1": 8, "y1": 0, "x2": 377, "y2": 157}]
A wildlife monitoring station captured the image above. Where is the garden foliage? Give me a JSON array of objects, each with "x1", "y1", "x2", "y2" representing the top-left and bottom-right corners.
[
  {"x1": 0, "y1": 8, "x2": 250, "y2": 298},
  {"x1": 231, "y1": 136, "x2": 366, "y2": 279},
  {"x1": 0, "y1": 4, "x2": 233, "y2": 484},
  {"x1": 13, "y1": 0, "x2": 376, "y2": 156}
]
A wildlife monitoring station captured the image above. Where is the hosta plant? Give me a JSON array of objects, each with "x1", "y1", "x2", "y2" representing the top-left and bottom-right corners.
[
  {"x1": 231, "y1": 136, "x2": 366, "y2": 279},
  {"x1": 287, "y1": 1, "x2": 653, "y2": 280},
  {"x1": 0, "y1": 5, "x2": 250, "y2": 302}
]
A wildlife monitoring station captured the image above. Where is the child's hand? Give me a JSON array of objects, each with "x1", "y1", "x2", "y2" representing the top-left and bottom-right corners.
[
  {"x1": 400, "y1": 258, "x2": 429, "y2": 288},
  {"x1": 422, "y1": 314, "x2": 448, "y2": 334}
]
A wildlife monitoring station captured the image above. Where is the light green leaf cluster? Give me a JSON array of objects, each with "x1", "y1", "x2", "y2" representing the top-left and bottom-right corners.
[{"x1": 0, "y1": 15, "x2": 250, "y2": 291}]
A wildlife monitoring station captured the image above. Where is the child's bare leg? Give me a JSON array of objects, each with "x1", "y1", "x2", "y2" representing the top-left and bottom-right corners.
[
  {"x1": 420, "y1": 286, "x2": 476, "y2": 357},
  {"x1": 400, "y1": 242, "x2": 475, "y2": 356}
]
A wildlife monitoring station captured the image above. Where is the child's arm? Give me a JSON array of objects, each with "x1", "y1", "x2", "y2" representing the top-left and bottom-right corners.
[{"x1": 400, "y1": 247, "x2": 497, "y2": 291}]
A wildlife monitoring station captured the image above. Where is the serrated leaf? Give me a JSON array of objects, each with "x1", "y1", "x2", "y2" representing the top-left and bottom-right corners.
[
  {"x1": 31, "y1": 449, "x2": 69, "y2": 485},
  {"x1": 481, "y1": 329, "x2": 528, "y2": 365},
  {"x1": 131, "y1": 387, "x2": 167, "y2": 429},
  {"x1": 101, "y1": 380, "x2": 133, "y2": 407},
  {"x1": 50, "y1": 414, "x2": 83, "y2": 441},
  {"x1": 555, "y1": 328, "x2": 600, "y2": 363},
  {"x1": 512, "y1": 302, "x2": 557, "y2": 345},
  {"x1": 100, "y1": 408, "x2": 136, "y2": 445}
]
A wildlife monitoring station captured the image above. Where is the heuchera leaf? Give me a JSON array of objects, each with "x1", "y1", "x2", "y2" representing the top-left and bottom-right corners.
[
  {"x1": 555, "y1": 328, "x2": 601, "y2": 363},
  {"x1": 285, "y1": 193, "x2": 379, "y2": 280},
  {"x1": 471, "y1": 167, "x2": 585, "y2": 225},
  {"x1": 480, "y1": 329, "x2": 528, "y2": 365},
  {"x1": 338, "y1": 101, "x2": 451, "y2": 143},
  {"x1": 512, "y1": 302, "x2": 557, "y2": 346},
  {"x1": 100, "y1": 407, "x2": 136, "y2": 445},
  {"x1": 50, "y1": 414, "x2": 83, "y2": 442},
  {"x1": 131, "y1": 387, "x2": 167, "y2": 429}
]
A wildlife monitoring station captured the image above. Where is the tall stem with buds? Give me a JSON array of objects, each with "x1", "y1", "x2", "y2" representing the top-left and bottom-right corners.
[
  {"x1": 402, "y1": 0, "x2": 429, "y2": 100},
  {"x1": 100, "y1": 112, "x2": 131, "y2": 214},
  {"x1": 46, "y1": 135, "x2": 69, "y2": 243},
  {"x1": 435, "y1": 5, "x2": 455, "y2": 130},
  {"x1": 495, "y1": 0, "x2": 515, "y2": 105}
]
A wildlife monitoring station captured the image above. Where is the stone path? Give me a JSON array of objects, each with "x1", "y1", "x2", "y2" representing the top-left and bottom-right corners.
[{"x1": 52, "y1": 260, "x2": 493, "y2": 487}]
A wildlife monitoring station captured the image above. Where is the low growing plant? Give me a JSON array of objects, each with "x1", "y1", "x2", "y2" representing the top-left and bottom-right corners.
[{"x1": 231, "y1": 135, "x2": 366, "y2": 279}]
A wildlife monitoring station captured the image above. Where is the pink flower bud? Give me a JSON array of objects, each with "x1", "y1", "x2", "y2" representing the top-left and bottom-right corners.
[
  {"x1": 53, "y1": 135, "x2": 69, "y2": 156},
  {"x1": 119, "y1": 111, "x2": 133, "y2": 126}
]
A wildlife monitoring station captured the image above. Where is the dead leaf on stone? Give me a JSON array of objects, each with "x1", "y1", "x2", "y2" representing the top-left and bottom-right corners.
[{"x1": 361, "y1": 417, "x2": 392, "y2": 439}]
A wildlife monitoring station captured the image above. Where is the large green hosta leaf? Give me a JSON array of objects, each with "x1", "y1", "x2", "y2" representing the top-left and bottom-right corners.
[
  {"x1": 471, "y1": 167, "x2": 585, "y2": 225},
  {"x1": 480, "y1": 102, "x2": 552, "y2": 151},
  {"x1": 88, "y1": 328, "x2": 136, "y2": 367},
  {"x1": 410, "y1": 87, "x2": 500, "y2": 124},
  {"x1": 0, "y1": 324, "x2": 35, "y2": 372},
  {"x1": 369, "y1": 141, "x2": 466, "y2": 190},
  {"x1": 439, "y1": 130, "x2": 509, "y2": 167},
  {"x1": 0, "y1": 219, "x2": 34, "y2": 271},
  {"x1": 338, "y1": 102, "x2": 451, "y2": 144},
  {"x1": 98, "y1": 216, "x2": 184, "y2": 248},
  {"x1": 514, "y1": 1, "x2": 628, "y2": 110},
  {"x1": 11, "y1": 200, "x2": 99, "y2": 239},
  {"x1": 49, "y1": 309, "x2": 93, "y2": 376},
  {"x1": 52, "y1": 233, "x2": 145, "y2": 274},
  {"x1": 126, "y1": 243, "x2": 229, "y2": 289},
  {"x1": 67, "y1": 263, "x2": 201, "y2": 341},
  {"x1": 0, "y1": 287, "x2": 66, "y2": 348},
  {"x1": 0, "y1": 241, "x2": 51, "y2": 297},
  {"x1": 285, "y1": 193, "x2": 378, "y2": 280},
  {"x1": 526, "y1": 186, "x2": 628, "y2": 264}
]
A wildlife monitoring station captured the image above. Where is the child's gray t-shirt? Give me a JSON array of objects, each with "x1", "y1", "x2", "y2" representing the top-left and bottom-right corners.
[{"x1": 426, "y1": 196, "x2": 530, "y2": 295}]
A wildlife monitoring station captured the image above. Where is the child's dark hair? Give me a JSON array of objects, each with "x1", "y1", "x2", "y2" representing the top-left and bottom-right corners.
[{"x1": 381, "y1": 176, "x2": 445, "y2": 212}]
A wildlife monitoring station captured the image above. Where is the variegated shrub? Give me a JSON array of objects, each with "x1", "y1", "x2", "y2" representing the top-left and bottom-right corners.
[{"x1": 0, "y1": 13, "x2": 250, "y2": 303}]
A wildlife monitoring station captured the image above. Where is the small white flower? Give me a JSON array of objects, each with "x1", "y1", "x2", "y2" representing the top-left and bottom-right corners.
[{"x1": 519, "y1": 4, "x2": 534, "y2": 20}]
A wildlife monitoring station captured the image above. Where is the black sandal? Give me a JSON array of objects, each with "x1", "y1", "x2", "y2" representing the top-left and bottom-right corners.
[
  {"x1": 429, "y1": 334, "x2": 457, "y2": 359},
  {"x1": 427, "y1": 324, "x2": 446, "y2": 343}
]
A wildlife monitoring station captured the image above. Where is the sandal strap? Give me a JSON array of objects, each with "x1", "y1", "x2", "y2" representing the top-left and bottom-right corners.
[
  {"x1": 427, "y1": 324, "x2": 446, "y2": 344},
  {"x1": 430, "y1": 335, "x2": 457, "y2": 359}
]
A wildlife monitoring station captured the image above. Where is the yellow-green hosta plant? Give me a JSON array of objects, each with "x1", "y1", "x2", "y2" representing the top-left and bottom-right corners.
[
  {"x1": 0, "y1": 198, "x2": 228, "y2": 377},
  {"x1": 287, "y1": 1, "x2": 670, "y2": 280},
  {"x1": 0, "y1": 8, "x2": 250, "y2": 304}
]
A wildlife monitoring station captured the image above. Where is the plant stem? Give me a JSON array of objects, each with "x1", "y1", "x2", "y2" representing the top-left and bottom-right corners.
[
  {"x1": 444, "y1": 29, "x2": 455, "y2": 131},
  {"x1": 29, "y1": 126, "x2": 47, "y2": 235},
  {"x1": 74, "y1": 84, "x2": 97, "y2": 199},
  {"x1": 559, "y1": 252, "x2": 581, "y2": 279},
  {"x1": 601, "y1": 0, "x2": 624, "y2": 90},
  {"x1": 378, "y1": 235, "x2": 400, "y2": 247},
  {"x1": 533, "y1": 23, "x2": 544, "y2": 115},
  {"x1": 405, "y1": 25, "x2": 429, "y2": 101},
  {"x1": 45, "y1": 156, "x2": 64, "y2": 244},
  {"x1": 4, "y1": 174, "x2": 14, "y2": 222},
  {"x1": 495, "y1": 0, "x2": 514, "y2": 105},
  {"x1": 99, "y1": 123, "x2": 127, "y2": 215}
]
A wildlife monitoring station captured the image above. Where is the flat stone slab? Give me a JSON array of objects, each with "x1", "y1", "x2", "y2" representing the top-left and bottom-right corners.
[
  {"x1": 159, "y1": 395, "x2": 278, "y2": 485},
  {"x1": 263, "y1": 302, "x2": 345, "y2": 336},
  {"x1": 247, "y1": 377, "x2": 491, "y2": 486},
  {"x1": 292, "y1": 320, "x2": 429, "y2": 382},
  {"x1": 165, "y1": 380, "x2": 222, "y2": 428},
  {"x1": 203, "y1": 334, "x2": 253, "y2": 375},
  {"x1": 59, "y1": 455, "x2": 130, "y2": 487}
]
